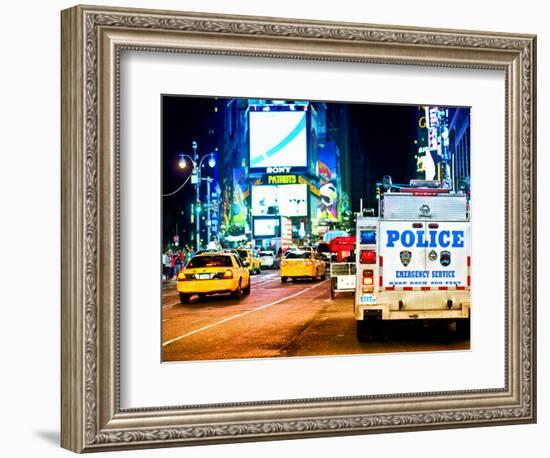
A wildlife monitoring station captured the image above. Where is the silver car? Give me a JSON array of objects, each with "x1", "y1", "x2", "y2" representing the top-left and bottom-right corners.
[{"x1": 258, "y1": 250, "x2": 278, "y2": 269}]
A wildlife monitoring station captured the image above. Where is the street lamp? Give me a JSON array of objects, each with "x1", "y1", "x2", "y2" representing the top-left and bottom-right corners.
[
  {"x1": 177, "y1": 141, "x2": 216, "y2": 252},
  {"x1": 178, "y1": 153, "x2": 191, "y2": 169},
  {"x1": 172, "y1": 143, "x2": 217, "y2": 251},
  {"x1": 200, "y1": 153, "x2": 216, "y2": 248}
]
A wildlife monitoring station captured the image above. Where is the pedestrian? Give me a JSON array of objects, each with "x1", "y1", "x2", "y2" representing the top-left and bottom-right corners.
[
  {"x1": 162, "y1": 251, "x2": 170, "y2": 280},
  {"x1": 169, "y1": 252, "x2": 176, "y2": 279},
  {"x1": 174, "y1": 251, "x2": 181, "y2": 276},
  {"x1": 179, "y1": 250, "x2": 186, "y2": 268}
]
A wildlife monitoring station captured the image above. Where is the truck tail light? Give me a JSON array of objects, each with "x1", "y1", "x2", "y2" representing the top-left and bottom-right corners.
[
  {"x1": 360, "y1": 250, "x2": 377, "y2": 264},
  {"x1": 360, "y1": 230, "x2": 376, "y2": 244},
  {"x1": 223, "y1": 270, "x2": 233, "y2": 279},
  {"x1": 362, "y1": 269, "x2": 374, "y2": 286}
]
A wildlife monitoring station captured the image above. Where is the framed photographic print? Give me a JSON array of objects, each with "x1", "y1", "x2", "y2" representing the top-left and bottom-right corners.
[
  {"x1": 61, "y1": 4, "x2": 537, "y2": 453},
  {"x1": 160, "y1": 96, "x2": 473, "y2": 363}
]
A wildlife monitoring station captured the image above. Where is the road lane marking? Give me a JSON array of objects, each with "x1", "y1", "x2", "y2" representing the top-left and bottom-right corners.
[
  {"x1": 163, "y1": 301, "x2": 179, "y2": 308},
  {"x1": 162, "y1": 279, "x2": 329, "y2": 347}
]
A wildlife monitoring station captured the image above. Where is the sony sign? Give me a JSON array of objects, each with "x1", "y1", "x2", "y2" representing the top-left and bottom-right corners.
[{"x1": 266, "y1": 166, "x2": 292, "y2": 174}]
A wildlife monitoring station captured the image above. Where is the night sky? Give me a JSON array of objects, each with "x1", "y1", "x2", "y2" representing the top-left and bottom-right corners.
[
  {"x1": 162, "y1": 96, "x2": 220, "y2": 196},
  {"x1": 351, "y1": 102, "x2": 418, "y2": 184}
]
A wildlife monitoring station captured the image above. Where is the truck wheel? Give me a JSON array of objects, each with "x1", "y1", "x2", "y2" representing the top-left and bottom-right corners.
[
  {"x1": 456, "y1": 318, "x2": 470, "y2": 339},
  {"x1": 281, "y1": 276, "x2": 288, "y2": 284},
  {"x1": 356, "y1": 320, "x2": 370, "y2": 342},
  {"x1": 357, "y1": 318, "x2": 385, "y2": 341},
  {"x1": 179, "y1": 293, "x2": 190, "y2": 304}
]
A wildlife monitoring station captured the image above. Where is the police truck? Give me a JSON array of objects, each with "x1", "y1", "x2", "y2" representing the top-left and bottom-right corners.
[{"x1": 354, "y1": 179, "x2": 471, "y2": 340}]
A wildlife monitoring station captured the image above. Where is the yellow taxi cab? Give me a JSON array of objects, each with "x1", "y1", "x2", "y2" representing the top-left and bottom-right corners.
[
  {"x1": 177, "y1": 253, "x2": 250, "y2": 303},
  {"x1": 280, "y1": 249, "x2": 326, "y2": 283},
  {"x1": 236, "y1": 248, "x2": 262, "y2": 275}
]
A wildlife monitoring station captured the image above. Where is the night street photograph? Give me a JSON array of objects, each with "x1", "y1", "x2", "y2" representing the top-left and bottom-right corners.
[{"x1": 161, "y1": 96, "x2": 471, "y2": 362}]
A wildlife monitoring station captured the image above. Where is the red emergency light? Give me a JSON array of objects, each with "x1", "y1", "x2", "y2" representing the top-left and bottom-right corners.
[{"x1": 360, "y1": 249, "x2": 377, "y2": 264}]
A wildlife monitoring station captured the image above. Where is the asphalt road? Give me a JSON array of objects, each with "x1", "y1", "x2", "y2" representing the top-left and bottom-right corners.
[{"x1": 162, "y1": 270, "x2": 469, "y2": 362}]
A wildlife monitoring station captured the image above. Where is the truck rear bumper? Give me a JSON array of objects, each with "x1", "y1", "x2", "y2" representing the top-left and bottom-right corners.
[{"x1": 356, "y1": 302, "x2": 470, "y2": 321}]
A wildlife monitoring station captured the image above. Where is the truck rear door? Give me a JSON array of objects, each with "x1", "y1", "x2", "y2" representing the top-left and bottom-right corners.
[
  {"x1": 424, "y1": 221, "x2": 470, "y2": 289},
  {"x1": 379, "y1": 221, "x2": 427, "y2": 289},
  {"x1": 379, "y1": 220, "x2": 470, "y2": 290}
]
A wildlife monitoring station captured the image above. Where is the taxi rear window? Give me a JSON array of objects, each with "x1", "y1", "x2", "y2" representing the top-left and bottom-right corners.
[
  {"x1": 187, "y1": 256, "x2": 233, "y2": 268},
  {"x1": 236, "y1": 250, "x2": 248, "y2": 259},
  {"x1": 284, "y1": 251, "x2": 311, "y2": 259}
]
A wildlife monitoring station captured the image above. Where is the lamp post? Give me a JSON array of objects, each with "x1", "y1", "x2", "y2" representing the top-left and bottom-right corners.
[
  {"x1": 178, "y1": 141, "x2": 216, "y2": 252},
  {"x1": 204, "y1": 176, "x2": 213, "y2": 245},
  {"x1": 192, "y1": 141, "x2": 200, "y2": 252}
]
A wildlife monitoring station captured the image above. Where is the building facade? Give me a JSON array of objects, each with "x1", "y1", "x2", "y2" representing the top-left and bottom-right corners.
[{"x1": 217, "y1": 98, "x2": 353, "y2": 250}]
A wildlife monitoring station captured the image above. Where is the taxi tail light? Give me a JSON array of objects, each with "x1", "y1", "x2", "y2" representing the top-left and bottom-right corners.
[
  {"x1": 360, "y1": 250, "x2": 377, "y2": 264},
  {"x1": 223, "y1": 270, "x2": 233, "y2": 279},
  {"x1": 178, "y1": 273, "x2": 194, "y2": 281},
  {"x1": 362, "y1": 269, "x2": 374, "y2": 286},
  {"x1": 304, "y1": 261, "x2": 314, "y2": 266}
]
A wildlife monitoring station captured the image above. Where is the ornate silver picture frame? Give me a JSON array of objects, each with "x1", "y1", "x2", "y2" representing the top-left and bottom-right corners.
[{"x1": 61, "y1": 4, "x2": 536, "y2": 453}]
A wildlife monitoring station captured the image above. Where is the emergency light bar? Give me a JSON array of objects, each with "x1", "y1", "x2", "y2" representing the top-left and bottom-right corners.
[
  {"x1": 409, "y1": 179, "x2": 440, "y2": 188},
  {"x1": 396, "y1": 188, "x2": 451, "y2": 196}
]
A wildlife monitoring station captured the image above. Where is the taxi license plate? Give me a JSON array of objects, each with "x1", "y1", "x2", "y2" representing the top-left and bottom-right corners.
[
  {"x1": 359, "y1": 294, "x2": 376, "y2": 304},
  {"x1": 198, "y1": 274, "x2": 210, "y2": 280}
]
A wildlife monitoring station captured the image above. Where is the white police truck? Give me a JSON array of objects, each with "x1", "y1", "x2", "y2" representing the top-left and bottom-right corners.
[{"x1": 354, "y1": 179, "x2": 471, "y2": 340}]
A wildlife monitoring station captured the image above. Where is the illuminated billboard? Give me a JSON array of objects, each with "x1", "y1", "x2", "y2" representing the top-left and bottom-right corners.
[
  {"x1": 253, "y1": 217, "x2": 280, "y2": 238},
  {"x1": 249, "y1": 111, "x2": 307, "y2": 169},
  {"x1": 251, "y1": 184, "x2": 308, "y2": 217},
  {"x1": 317, "y1": 142, "x2": 339, "y2": 222}
]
